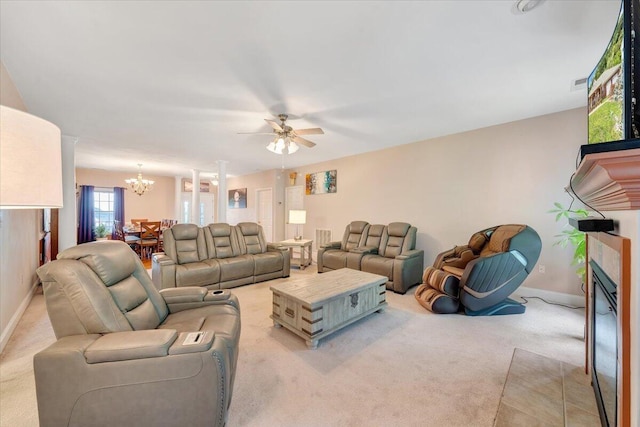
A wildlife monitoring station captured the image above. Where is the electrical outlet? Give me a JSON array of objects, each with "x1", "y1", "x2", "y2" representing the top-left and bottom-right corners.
[{"x1": 538, "y1": 265, "x2": 546, "y2": 274}]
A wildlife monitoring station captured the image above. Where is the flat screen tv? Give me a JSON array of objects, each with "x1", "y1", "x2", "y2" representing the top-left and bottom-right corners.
[{"x1": 582, "y1": 0, "x2": 640, "y2": 159}]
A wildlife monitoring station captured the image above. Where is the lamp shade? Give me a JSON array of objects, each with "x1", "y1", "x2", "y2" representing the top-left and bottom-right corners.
[
  {"x1": 0, "y1": 106, "x2": 63, "y2": 208},
  {"x1": 288, "y1": 209, "x2": 306, "y2": 224}
]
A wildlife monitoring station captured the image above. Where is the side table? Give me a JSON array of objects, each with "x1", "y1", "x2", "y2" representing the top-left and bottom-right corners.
[{"x1": 278, "y1": 239, "x2": 313, "y2": 270}]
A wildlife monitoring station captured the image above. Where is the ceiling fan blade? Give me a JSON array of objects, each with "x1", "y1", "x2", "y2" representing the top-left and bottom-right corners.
[
  {"x1": 293, "y1": 128, "x2": 324, "y2": 136},
  {"x1": 292, "y1": 135, "x2": 316, "y2": 148},
  {"x1": 265, "y1": 119, "x2": 283, "y2": 132}
]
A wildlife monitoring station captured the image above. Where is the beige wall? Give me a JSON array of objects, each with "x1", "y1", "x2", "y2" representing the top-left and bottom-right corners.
[
  {"x1": 260, "y1": 108, "x2": 585, "y2": 296},
  {"x1": 0, "y1": 62, "x2": 41, "y2": 351},
  {"x1": 75, "y1": 168, "x2": 177, "y2": 223},
  {"x1": 226, "y1": 169, "x2": 286, "y2": 240}
]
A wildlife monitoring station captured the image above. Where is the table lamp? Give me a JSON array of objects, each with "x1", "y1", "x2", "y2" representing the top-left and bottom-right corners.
[
  {"x1": 288, "y1": 210, "x2": 306, "y2": 241},
  {"x1": 0, "y1": 106, "x2": 63, "y2": 209}
]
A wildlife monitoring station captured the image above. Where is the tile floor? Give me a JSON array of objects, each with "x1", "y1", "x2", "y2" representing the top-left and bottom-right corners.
[{"x1": 494, "y1": 348, "x2": 600, "y2": 426}]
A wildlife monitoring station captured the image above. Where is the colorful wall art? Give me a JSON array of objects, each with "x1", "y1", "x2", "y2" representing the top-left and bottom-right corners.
[{"x1": 305, "y1": 170, "x2": 337, "y2": 195}]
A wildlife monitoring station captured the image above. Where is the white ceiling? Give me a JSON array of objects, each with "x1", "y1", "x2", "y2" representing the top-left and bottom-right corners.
[{"x1": 0, "y1": 0, "x2": 621, "y2": 178}]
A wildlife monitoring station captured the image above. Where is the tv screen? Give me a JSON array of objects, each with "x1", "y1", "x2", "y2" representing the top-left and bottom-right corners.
[{"x1": 587, "y1": 2, "x2": 625, "y2": 144}]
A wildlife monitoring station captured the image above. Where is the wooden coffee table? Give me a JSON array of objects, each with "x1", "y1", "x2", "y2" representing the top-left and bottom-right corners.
[{"x1": 270, "y1": 268, "x2": 387, "y2": 349}]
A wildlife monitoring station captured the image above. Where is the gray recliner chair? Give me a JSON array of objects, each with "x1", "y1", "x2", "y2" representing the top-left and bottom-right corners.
[
  {"x1": 317, "y1": 221, "x2": 370, "y2": 271},
  {"x1": 415, "y1": 224, "x2": 541, "y2": 315},
  {"x1": 359, "y1": 222, "x2": 424, "y2": 294},
  {"x1": 35, "y1": 240, "x2": 241, "y2": 427}
]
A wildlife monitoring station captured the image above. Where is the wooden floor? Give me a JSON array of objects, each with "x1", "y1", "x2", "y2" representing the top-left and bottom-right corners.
[{"x1": 142, "y1": 258, "x2": 151, "y2": 269}]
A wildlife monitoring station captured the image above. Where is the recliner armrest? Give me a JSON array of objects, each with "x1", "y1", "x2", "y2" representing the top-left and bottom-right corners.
[
  {"x1": 85, "y1": 330, "x2": 178, "y2": 363},
  {"x1": 160, "y1": 288, "x2": 239, "y2": 313},
  {"x1": 395, "y1": 249, "x2": 423, "y2": 260},
  {"x1": 152, "y1": 253, "x2": 175, "y2": 266}
]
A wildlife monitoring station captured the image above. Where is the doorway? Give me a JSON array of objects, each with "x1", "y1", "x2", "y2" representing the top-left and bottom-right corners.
[{"x1": 256, "y1": 188, "x2": 273, "y2": 242}]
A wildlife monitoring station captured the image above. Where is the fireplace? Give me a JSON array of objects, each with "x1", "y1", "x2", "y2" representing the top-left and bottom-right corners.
[
  {"x1": 586, "y1": 232, "x2": 631, "y2": 427},
  {"x1": 590, "y1": 260, "x2": 617, "y2": 426}
]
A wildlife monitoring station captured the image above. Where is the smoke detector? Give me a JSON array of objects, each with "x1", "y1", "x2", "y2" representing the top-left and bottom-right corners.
[{"x1": 514, "y1": 0, "x2": 545, "y2": 14}]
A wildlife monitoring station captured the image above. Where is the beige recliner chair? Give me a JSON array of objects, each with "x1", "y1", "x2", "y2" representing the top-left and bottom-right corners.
[{"x1": 35, "y1": 240, "x2": 241, "y2": 427}]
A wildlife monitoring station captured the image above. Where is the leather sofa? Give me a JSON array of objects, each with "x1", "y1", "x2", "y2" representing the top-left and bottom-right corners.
[
  {"x1": 35, "y1": 240, "x2": 241, "y2": 427},
  {"x1": 153, "y1": 222, "x2": 290, "y2": 290},
  {"x1": 317, "y1": 221, "x2": 424, "y2": 293}
]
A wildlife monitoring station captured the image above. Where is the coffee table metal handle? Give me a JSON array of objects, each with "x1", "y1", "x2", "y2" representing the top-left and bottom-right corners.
[{"x1": 285, "y1": 308, "x2": 295, "y2": 318}]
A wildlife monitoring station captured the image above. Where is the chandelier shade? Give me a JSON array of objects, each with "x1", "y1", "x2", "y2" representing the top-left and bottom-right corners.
[
  {"x1": 266, "y1": 136, "x2": 299, "y2": 155},
  {"x1": 125, "y1": 164, "x2": 154, "y2": 196},
  {"x1": 0, "y1": 105, "x2": 63, "y2": 209}
]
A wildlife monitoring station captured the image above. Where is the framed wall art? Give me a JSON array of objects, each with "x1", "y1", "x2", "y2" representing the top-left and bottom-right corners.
[
  {"x1": 182, "y1": 179, "x2": 211, "y2": 193},
  {"x1": 228, "y1": 188, "x2": 247, "y2": 209},
  {"x1": 305, "y1": 170, "x2": 337, "y2": 195}
]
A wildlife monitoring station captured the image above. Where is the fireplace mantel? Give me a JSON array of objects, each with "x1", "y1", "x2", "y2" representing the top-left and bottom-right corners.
[{"x1": 570, "y1": 148, "x2": 640, "y2": 211}]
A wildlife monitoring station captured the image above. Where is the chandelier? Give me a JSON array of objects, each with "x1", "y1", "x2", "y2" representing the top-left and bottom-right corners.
[
  {"x1": 266, "y1": 135, "x2": 299, "y2": 155},
  {"x1": 125, "y1": 164, "x2": 154, "y2": 196}
]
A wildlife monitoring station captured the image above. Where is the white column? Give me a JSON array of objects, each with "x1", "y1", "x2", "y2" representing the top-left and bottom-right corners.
[
  {"x1": 58, "y1": 136, "x2": 77, "y2": 251},
  {"x1": 174, "y1": 176, "x2": 182, "y2": 222},
  {"x1": 191, "y1": 169, "x2": 201, "y2": 225},
  {"x1": 217, "y1": 161, "x2": 227, "y2": 223}
]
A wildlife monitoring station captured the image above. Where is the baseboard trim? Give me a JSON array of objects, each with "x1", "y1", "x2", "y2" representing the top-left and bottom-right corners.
[
  {"x1": 0, "y1": 280, "x2": 39, "y2": 354},
  {"x1": 512, "y1": 286, "x2": 585, "y2": 308}
]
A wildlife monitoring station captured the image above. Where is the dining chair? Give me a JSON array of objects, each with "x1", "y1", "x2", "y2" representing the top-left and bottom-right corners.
[
  {"x1": 113, "y1": 220, "x2": 141, "y2": 252},
  {"x1": 131, "y1": 218, "x2": 148, "y2": 228},
  {"x1": 139, "y1": 221, "x2": 161, "y2": 260}
]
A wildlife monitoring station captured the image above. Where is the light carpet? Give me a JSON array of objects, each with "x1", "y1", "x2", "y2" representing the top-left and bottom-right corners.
[{"x1": 0, "y1": 266, "x2": 588, "y2": 427}]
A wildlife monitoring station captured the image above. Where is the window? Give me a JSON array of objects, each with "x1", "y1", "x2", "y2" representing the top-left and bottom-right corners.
[{"x1": 94, "y1": 188, "x2": 114, "y2": 231}]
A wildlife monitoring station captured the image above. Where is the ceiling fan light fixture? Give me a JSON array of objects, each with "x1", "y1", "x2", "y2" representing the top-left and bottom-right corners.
[
  {"x1": 287, "y1": 140, "x2": 299, "y2": 154},
  {"x1": 266, "y1": 140, "x2": 277, "y2": 153}
]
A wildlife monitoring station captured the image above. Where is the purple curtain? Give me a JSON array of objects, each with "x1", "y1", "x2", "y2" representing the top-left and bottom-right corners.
[
  {"x1": 112, "y1": 187, "x2": 125, "y2": 239},
  {"x1": 78, "y1": 185, "x2": 95, "y2": 244}
]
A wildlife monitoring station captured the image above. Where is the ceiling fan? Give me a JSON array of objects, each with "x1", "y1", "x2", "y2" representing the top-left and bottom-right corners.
[{"x1": 239, "y1": 114, "x2": 324, "y2": 154}]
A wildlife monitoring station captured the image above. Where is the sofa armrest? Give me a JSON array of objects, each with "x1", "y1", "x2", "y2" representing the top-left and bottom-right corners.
[
  {"x1": 395, "y1": 249, "x2": 423, "y2": 260},
  {"x1": 159, "y1": 288, "x2": 239, "y2": 313},
  {"x1": 392, "y1": 249, "x2": 425, "y2": 293},
  {"x1": 267, "y1": 243, "x2": 287, "y2": 252},
  {"x1": 85, "y1": 330, "x2": 178, "y2": 363},
  {"x1": 322, "y1": 241, "x2": 342, "y2": 249},
  {"x1": 152, "y1": 253, "x2": 177, "y2": 289}
]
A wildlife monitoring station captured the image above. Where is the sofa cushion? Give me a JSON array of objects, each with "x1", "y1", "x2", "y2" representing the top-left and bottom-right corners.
[
  {"x1": 205, "y1": 223, "x2": 241, "y2": 259},
  {"x1": 382, "y1": 222, "x2": 413, "y2": 258},
  {"x1": 253, "y1": 252, "x2": 284, "y2": 275},
  {"x1": 341, "y1": 221, "x2": 369, "y2": 251},
  {"x1": 218, "y1": 255, "x2": 254, "y2": 281},
  {"x1": 176, "y1": 261, "x2": 220, "y2": 288},
  {"x1": 361, "y1": 255, "x2": 393, "y2": 281},
  {"x1": 236, "y1": 222, "x2": 266, "y2": 255},
  {"x1": 322, "y1": 249, "x2": 349, "y2": 270},
  {"x1": 57, "y1": 240, "x2": 137, "y2": 286}
]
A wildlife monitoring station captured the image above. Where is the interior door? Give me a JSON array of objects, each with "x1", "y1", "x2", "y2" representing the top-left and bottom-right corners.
[
  {"x1": 256, "y1": 188, "x2": 273, "y2": 242},
  {"x1": 285, "y1": 186, "x2": 304, "y2": 240}
]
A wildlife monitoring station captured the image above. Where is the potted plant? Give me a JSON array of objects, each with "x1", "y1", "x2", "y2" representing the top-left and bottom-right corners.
[
  {"x1": 94, "y1": 223, "x2": 109, "y2": 241},
  {"x1": 549, "y1": 202, "x2": 589, "y2": 282}
]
